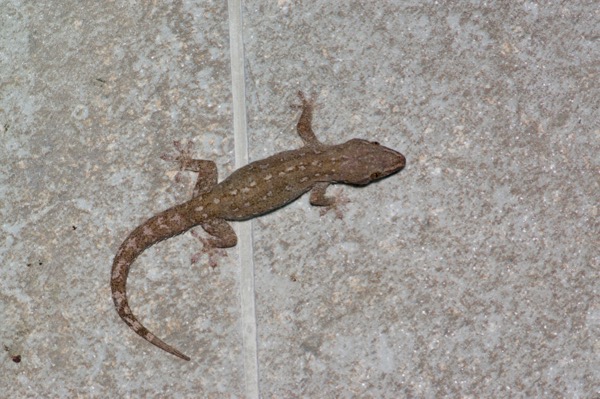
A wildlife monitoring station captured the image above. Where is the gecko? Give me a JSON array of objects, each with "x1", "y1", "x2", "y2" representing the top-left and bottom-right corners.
[{"x1": 111, "y1": 92, "x2": 406, "y2": 361}]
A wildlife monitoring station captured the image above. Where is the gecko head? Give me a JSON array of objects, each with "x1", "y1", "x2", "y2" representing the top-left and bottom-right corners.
[{"x1": 336, "y1": 139, "x2": 405, "y2": 185}]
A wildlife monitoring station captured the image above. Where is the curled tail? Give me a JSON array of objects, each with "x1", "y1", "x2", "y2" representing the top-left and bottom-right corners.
[{"x1": 111, "y1": 205, "x2": 197, "y2": 361}]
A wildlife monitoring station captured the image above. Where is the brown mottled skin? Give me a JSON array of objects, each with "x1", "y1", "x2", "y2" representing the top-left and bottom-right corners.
[{"x1": 111, "y1": 92, "x2": 406, "y2": 361}]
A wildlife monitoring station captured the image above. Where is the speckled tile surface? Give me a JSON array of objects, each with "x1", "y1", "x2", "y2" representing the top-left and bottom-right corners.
[{"x1": 1, "y1": 1, "x2": 598, "y2": 397}]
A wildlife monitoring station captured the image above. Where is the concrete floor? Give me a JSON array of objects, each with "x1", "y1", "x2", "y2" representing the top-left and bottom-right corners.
[{"x1": 1, "y1": 1, "x2": 598, "y2": 397}]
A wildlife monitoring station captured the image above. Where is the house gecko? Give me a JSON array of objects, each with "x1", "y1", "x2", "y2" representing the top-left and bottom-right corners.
[{"x1": 111, "y1": 92, "x2": 406, "y2": 361}]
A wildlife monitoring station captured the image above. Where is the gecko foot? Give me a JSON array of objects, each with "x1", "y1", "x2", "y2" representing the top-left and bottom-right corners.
[
  {"x1": 190, "y1": 230, "x2": 228, "y2": 268},
  {"x1": 162, "y1": 140, "x2": 218, "y2": 198},
  {"x1": 318, "y1": 189, "x2": 350, "y2": 220},
  {"x1": 160, "y1": 140, "x2": 197, "y2": 172}
]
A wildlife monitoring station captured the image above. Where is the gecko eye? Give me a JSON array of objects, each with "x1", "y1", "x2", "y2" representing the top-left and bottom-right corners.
[
  {"x1": 370, "y1": 172, "x2": 382, "y2": 180},
  {"x1": 370, "y1": 141, "x2": 380, "y2": 145}
]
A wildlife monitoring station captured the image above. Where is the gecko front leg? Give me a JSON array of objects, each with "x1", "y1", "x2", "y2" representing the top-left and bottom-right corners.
[
  {"x1": 310, "y1": 182, "x2": 349, "y2": 219},
  {"x1": 296, "y1": 94, "x2": 348, "y2": 218},
  {"x1": 294, "y1": 91, "x2": 324, "y2": 148}
]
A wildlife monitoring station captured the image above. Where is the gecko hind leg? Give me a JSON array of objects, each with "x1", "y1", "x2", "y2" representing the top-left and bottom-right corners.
[
  {"x1": 161, "y1": 140, "x2": 218, "y2": 198},
  {"x1": 190, "y1": 218, "x2": 237, "y2": 267}
]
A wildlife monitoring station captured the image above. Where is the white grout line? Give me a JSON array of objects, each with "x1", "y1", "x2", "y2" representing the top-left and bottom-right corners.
[{"x1": 228, "y1": 1, "x2": 260, "y2": 398}]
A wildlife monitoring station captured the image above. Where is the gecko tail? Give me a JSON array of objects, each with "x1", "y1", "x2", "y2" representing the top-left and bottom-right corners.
[
  {"x1": 110, "y1": 206, "x2": 197, "y2": 361},
  {"x1": 142, "y1": 324, "x2": 191, "y2": 361},
  {"x1": 111, "y1": 252, "x2": 191, "y2": 361},
  {"x1": 112, "y1": 294, "x2": 191, "y2": 361}
]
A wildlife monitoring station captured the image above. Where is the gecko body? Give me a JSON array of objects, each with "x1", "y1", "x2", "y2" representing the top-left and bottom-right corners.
[{"x1": 111, "y1": 93, "x2": 405, "y2": 360}]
